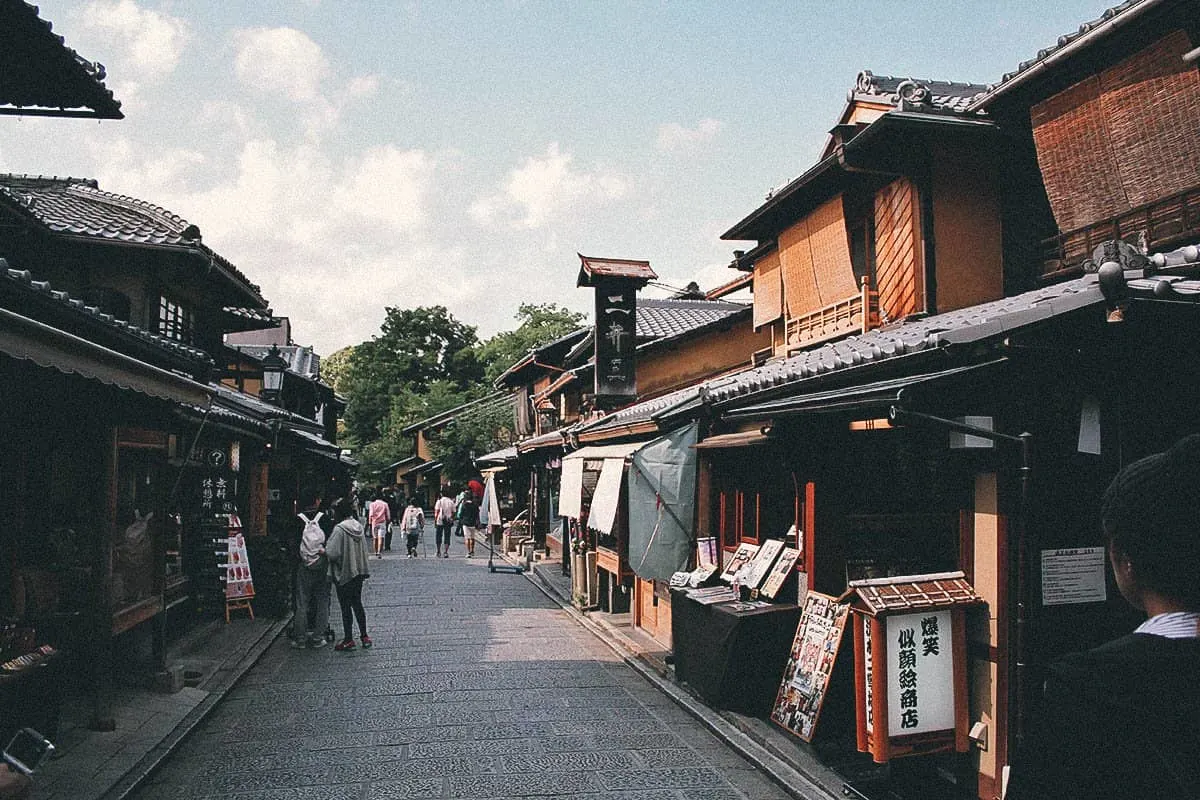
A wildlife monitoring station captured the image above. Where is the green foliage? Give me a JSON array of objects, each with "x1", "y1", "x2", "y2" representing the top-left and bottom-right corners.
[
  {"x1": 341, "y1": 306, "x2": 481, "y2": 444},
  {"x1": 336, "y1": 303, "x2": 581, "y2": 482},
  {"x1": 320, "y1": 346, "x2": 354, "y2": 394},
  {"x1": 478, "y1": 303, "x2": 586, "y2": 384},
  {"x1": 430, "y1": 397, "x2": 515, "y2": 483}
]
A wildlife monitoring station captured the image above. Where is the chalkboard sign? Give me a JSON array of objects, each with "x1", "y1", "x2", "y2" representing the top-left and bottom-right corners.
[{"x1": 771, "y1": 591, "x2": 851, "y2": 741}]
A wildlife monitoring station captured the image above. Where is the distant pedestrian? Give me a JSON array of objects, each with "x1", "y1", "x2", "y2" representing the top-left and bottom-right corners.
[
  {"x1": 366, "y1": 490, "x2": 390, "y2": 558},
  {"x1": 1008, "y1": 433, "x2": 1200, "y2": 799},
  {"x1": 434, "y1": 486, "x2": 456, "y2": 558},
  {"x1": 325, "y1": 498, "x2": 371, "y2": 651},
  {"x1": 291, "y1": 494, "x2": 332, "y2": 648},
  {"x1": 459, "y1": 491, "x2": 479, "y2": 558},
  {"x1": 384, "y1": 488, "x2": 401, "y2": 551},
  {"x1": 401, "y1": 495, "x2": 426, "y2": 557}
]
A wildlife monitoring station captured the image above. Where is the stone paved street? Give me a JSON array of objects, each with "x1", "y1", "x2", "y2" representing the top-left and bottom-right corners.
[{"x1": 128, "y1": 537, "x2": 794, "y2": 800}]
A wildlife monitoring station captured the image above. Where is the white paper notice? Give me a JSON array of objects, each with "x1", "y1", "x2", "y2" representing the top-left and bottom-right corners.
[{"x1": 1041, "y1": 547, "x2": 1106, "y2": 605}]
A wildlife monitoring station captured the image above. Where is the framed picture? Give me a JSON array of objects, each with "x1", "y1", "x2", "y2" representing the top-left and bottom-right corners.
[
  {"x1": 760, "y1": 547, "x2": 802, "y2": 600},
  {"x1": 719, "y1": 542, "x2": 759, "y2": 583},
  {"x1": 740, "y1": 538, "x2": 785, "y2": 590}
]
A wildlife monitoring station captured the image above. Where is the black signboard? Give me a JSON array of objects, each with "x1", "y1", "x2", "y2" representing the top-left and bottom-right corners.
[{"x1": 594, "y1": 284, "x2": 637, "y2": 402}]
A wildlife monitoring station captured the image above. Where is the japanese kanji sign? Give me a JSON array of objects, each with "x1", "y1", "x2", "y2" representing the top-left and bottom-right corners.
[
  {"x1": 594, "y1": 284, "x2": 637, "y2": 402},
  {"x1": 885, "y1": 609, "x2": 954, "y2": 736}
]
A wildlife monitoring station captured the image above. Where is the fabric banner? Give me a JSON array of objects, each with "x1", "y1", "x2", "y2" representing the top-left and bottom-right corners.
[
  {"x1": 627, "y1": 422, "x2": 698, "y2": 580},
  {"x1": 480, "y1": 476, "x2": 503, "y2": 528}
]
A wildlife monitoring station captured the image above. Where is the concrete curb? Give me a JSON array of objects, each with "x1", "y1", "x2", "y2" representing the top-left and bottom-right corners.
[
  {"x1": 98, "y1": 615, "x2": 291, "y2": 800},
  {"x1": 519, "y1": 555, "x2": 843, "y2": 800}
]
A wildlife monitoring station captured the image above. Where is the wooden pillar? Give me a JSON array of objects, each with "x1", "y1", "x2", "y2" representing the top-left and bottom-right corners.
[{"x1": 91, "y1": 426, "x2": 118, "y2": 732}]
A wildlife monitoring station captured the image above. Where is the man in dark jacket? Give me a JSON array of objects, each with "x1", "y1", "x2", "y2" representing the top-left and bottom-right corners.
[{"x1": 1008, "y1": 434, "x2": 1200, "y2": 799}]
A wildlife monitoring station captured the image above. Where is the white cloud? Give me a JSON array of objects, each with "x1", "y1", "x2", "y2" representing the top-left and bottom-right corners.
[
  {"x1": 656, "y1": 118, "x2": 724, "y2": 152},
  {"x1": 232, "y1": 27, "x2": 328, "y2": 102},
  {"x1": 346, "y1": 74, "x2": 381, "y2": 99},
  {"x1": 471, "y1": 142, "x2": 627, "y2": 230},
  {"x1": 79, "y1": 0, "x2": 189, "y2": 79},
  {"x1": 330, "y1": 145, "x2": 435, "y2": 232}
]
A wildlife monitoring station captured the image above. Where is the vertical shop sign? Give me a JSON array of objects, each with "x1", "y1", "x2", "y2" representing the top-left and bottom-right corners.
[
  {"x1": 863, "y1": 614, "x2": 873, "y2": 733},
  {"x1": 885, "y1": 610, "x2": 953, "y2": 735},
  {"x1": 594, "y1": 285, "x2": 637, "y2": 401}
]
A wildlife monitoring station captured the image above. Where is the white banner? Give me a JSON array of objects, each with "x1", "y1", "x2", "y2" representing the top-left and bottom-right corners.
[{"x1": 886, "y1": 610, "x2": 953, "y2": 736}]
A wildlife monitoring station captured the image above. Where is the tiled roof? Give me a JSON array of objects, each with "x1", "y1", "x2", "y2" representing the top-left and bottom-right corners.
[
  {"x1": 0, "y1": 174, "x2": 265, "y2": 304},
  {"x1": 2, "y1": 262, "x2": 212, "y2": 366},
  {"x1": 850, "y1": 70, "x2": 988, "y2": 114},
  {"x1": 0, "y1": 0, "x2": 122, "y2": 119},
  {"x1": 577, "y1": 254, "x2": 657, "y2": 285},
  {"x1": 574, "y1": 382, "x2": 704, "y2": 436},
  {"x1": 636, "y1": 298, "x2": 748, "y2": 340},
  {"x1": 841, "y1": 571, "x2": 984, "y2": 615},
  {"x1": 701, "y1": 276, "x2": 1103, "y2": 409},
  {"x1": 967, "y1": 0, "x2": 1154, "y2": 110},
  {"x1": 401, "y1": 392, "x2": 512, "y2": 435}
]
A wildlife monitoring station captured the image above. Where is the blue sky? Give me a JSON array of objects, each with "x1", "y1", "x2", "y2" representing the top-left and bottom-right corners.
[{"x1": 1, "y1": 1, "x2": 1107, "y2": 356}]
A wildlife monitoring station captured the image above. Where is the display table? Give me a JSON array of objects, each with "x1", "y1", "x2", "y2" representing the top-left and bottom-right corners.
[
  {"x1": 0, "y1": 650, "x2": 62, "y2": 744},
  {"x1": 671, "y1": 590, "x2": 802, "y2": 715}
]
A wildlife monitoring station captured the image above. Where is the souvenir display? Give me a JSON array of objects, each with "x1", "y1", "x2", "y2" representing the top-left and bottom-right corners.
[
  {"x1": 760, "y1": 547, "x2": 802, "y2": 599},
  {"x1": 772, "y1": 592, "x2": 851, "y2": 742},
  {"x1": 719, "y1": 542, "x2": 759, "y2": 583},
  {"x1": 740, "y1": 538, "x2": 785, "y2": 589}
]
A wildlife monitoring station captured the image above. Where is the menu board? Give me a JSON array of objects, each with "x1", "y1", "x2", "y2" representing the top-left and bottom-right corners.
[
  {"x1": 771, "y1": 591, "x2": 851, "y2": 741},
  {"x1": 719, "y1": 542, "x2": 759, "y2": 583},
  {"x1": 759, "y1": 547, "x2": 801, "y2": 600},
  {"x1": 741, "y1": 538, "x2": 784, "y2": 589}
]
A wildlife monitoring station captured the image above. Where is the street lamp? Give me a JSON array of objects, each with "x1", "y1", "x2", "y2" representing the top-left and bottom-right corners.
[{"x1": 260, "y1": 345, "x2": 287, "y2": 404}]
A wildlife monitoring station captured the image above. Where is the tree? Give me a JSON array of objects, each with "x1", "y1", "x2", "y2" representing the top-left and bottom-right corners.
[
  {"x1": 341, "y1": 306, "x2": 481, "y2": 445},
  {"x1": 478, "y1": 303, "x2": 586, "y2": 384},
  {"x1": 320, "y1": 346, "x2": 354, "y2": 394},
  {"x1": 430, "y1": 395, "x2": 515, "y2": 483}
]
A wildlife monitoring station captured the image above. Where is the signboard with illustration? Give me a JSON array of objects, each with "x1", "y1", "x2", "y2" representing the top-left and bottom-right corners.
[{"x1": 771, "y1": 591, "x2": 851, "y2": 741}]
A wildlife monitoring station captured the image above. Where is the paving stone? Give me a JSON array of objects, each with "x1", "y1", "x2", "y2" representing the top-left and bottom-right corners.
[{"x1": 126, "y1": 553, "x2": 792, "y2": 800}]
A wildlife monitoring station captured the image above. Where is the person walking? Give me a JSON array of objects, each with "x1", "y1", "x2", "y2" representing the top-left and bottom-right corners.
[
  {"x1": 384, "y1": 488, "x2": 401, "y2": 551},
  {"x1": 459, "y1": 489, "x2": 480, "y2": 558},
  {"x1": 291, "y1": 494, "x2": 332, "y2": 648},
  {"x1": 453, "y1": 486, "x2": 469, "y2": 540},
  {"x1": 433, "y1": 486, "x2": 456, "y2": 558},
  {"x1": 366, "y1": 490, "x2": 390, "y2": 559},
  {"x1": 325, "y1": 498, "x2": 371, "y2": 652},
  {"x1": 401, "y1": 495, "x2": 426, "y2": 557},
  {"x1": 1008, "y1": 433, "x2": 1200, "y2": 799}
]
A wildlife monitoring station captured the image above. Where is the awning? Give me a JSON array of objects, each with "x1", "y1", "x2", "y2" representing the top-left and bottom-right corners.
[
  {"x1": 586, "y1": 456, "x2": 625, "y2": 534},
  {"x1": 557, "y1": 442, "x2": 643, "y2": 521},
  {"x1": 0, "y1": 307, "x2": 211, "y2": 406},
  {"x1": 723, "y1": 360, "x2": 1006, "y2": 420},
  {"x1": 694, "y1": 429, "x2": 771, "y2": 449}
]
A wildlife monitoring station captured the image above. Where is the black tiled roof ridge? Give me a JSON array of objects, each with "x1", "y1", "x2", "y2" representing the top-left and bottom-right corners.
[
  {"x1": 64, "y1": 183, "x2": 196, "y2": 238},
  {"x1": 0, "y1": 173, "x2": 99, "y2": 189},
  {"x1": 12, "y1": 1, "x2": 122, "y2": 116},
  {"x1": 855, "y1": 70, "x2": 989, "y2": 97},
  {"x1": 1002, "y1": 0, "x2": 1141, "y2": 83},
  {"x1": 640, "y1": 297, "x2": 746, "y2": 309},
  {"x1": 2, "y1": 264, "x2": 212, "y2": 364}
]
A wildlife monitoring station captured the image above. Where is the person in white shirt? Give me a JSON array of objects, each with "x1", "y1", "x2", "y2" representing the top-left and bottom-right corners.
[{"x1": 433, "y1": 486, "x2": 457, "y2": 558}]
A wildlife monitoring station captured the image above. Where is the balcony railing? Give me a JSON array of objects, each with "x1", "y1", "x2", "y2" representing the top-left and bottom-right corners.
[
  {"x1": 784, "y1": 277, "x2": 879, "y2": 354},
  {"x1": 1040, "y1": 186, "x2": 1200, "y2": 279}
]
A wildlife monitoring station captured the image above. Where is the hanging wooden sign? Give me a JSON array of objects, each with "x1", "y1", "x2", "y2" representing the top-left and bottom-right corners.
[{"x1": 771, "y1": 591, "x2": 851, "y2": 741}]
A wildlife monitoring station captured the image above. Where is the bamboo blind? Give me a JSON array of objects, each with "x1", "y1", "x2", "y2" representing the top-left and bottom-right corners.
[
  {"x1": 1032, "y1": 30, "x2": 1200, "y2": 236},
  {"x1": 779, "y1": 195, "x2": 857, "y2": 319},
  {"x1": 753, "y1": 249, "x2": 783, "y2": 328}
]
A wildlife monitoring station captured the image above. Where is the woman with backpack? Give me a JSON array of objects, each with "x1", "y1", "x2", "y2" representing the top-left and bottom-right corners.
[
  {"x1": 401, "y1": 495, "x2": 426, "y2": 557},
  {"x1": 324, "y1": 498, "x2": 371, "y2": 651}
]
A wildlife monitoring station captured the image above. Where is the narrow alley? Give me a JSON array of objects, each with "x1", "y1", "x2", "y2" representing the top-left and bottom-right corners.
[{"x1": 119, "y1": 539, "x2": 797, "y2": 800}]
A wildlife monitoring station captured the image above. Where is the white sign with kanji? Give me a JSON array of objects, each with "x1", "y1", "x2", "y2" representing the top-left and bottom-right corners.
[{"x1": 886, "y1": 609, "x2": 953, "y2": 736}]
